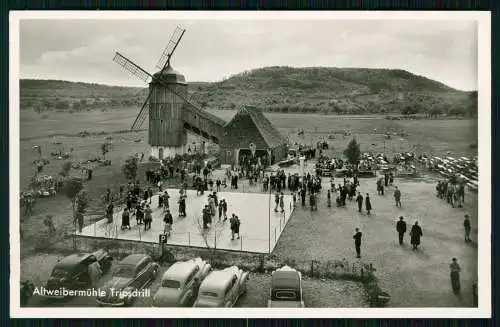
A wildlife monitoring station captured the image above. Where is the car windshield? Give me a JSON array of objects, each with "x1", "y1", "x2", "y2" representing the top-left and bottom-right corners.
[
  {"x1": 162, "y1": 279, "x2": 181, "y2": 288},
  {"x1": 50, "y1": 268, "x2": 68, "y2": 278},
  {"x1": 272, "y1": 289, "x2": 299, "y2": 301},
  {"x1": 113, "y1": 264, "x2": 135, "y2": 278}
]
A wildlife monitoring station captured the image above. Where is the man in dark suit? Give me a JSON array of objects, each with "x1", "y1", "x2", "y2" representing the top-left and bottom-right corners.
[
  {"x1": 353, "y1": 228, "x2": 363, "y2": 258},
  {"x1": 396, "y1": 216, "x2": 407, "y2": 245}
]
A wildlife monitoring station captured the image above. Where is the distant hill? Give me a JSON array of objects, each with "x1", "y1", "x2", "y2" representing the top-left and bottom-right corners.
[{"x1": 20, "y1": 67, "x2": 477, "y2": 117}]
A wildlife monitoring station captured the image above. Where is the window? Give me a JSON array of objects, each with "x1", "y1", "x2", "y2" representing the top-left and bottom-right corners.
[
  {"x1": 272, "y1": 289, "x2": 299, "y2": 301},
  {"x1": 162, "y1": 279, "x2": 181, "y2": 288}
]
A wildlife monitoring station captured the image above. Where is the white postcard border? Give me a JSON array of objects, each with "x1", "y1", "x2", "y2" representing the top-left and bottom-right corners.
[{"x1": 9, "y1": 10, "x2": 492, "y2": 318}]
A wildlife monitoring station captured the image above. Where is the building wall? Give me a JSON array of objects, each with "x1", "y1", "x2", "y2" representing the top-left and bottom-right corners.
[
  {"x1": 220, "y1": 114, "x2": 273, "y2": 166},
  {"x1": 149, "y1": 82, "x2": 187, "y2": 147}
]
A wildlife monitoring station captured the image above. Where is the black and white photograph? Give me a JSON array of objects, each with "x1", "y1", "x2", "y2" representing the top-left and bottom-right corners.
[{"x1": 10, "y1": 11, "x2": 491, "y2": 318}]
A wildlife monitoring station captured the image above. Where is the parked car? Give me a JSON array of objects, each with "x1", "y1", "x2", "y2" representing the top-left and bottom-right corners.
[
  {"x1": 97, "y1": 253, "x2": 159, "y2": 306},
  {"x1": 43, "y1": 249, "x2": 113, "y2": 299},
  {"x1": 193, "y1": 266, "x2": 249, "y2": 307},
  {"x1": 152, "y1": 257, "x2": 212, "y2": 307},
  {"x1": 267, "y1": 265, "x2": 305, "y2": 308}
]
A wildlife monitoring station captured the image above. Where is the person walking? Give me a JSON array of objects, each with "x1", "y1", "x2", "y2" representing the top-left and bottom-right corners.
[
  {"x1": 396, "y1": 216, "x2": 407, "y2": 245},
  {"x1": 410, "y1": 221, "x2": 423, "y2": 250},
  {"x1": 450, "y1": 258, "x2": 461, "y2": 294},
  {"x1": 218, "y1": 198, "x2": 224, "y2": 221},
  {"x1": 300, "y1": 188, "x2": 306, "y2": 206},
  {"x1": 394, "y1": 186, "x2": 402, "y2": 207},
  {"x1": 327, "y1": 189, "x2": 331, "y2": 207},
  {"x1": 144, "y1": 204, "x2": 153, "y2": 231},
  {"x1": 356, "y1": 192, "x2": 363, "y2": 213},
  {"x1": 353, "y1": 228, "x2": 362, "y2": 258},
  {"x1": 135, "y1": 202, "x2": 144, "y2": 225},
  {"x1": 365, "y1": 193, "x2": 372, "y2": 215},
  {"x1": 463, "y1": 214, "x2": 472, "y2": 242}
]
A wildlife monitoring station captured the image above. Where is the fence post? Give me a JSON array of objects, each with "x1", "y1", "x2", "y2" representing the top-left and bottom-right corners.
[
  {"x1": 240, "y1": 236, "x2": 243, "y2": 251},
  {"x1": 274, "y1": 227, "x2": 277, "y2": 243},
  {"x1": 115, "y1": 225, "x2": 118, "y2": 239},
  {"x1": 214, "y1": 228, "x2": 217, "y2": 249},
  {"x1": 188, "y1": 232, "x2": 190, "y2": 245},
  {"x1": 280, "y1": 219, "x2": 282, "y2": 231},
  {"x1": 138, "y1": 225, "x2": 141, "y2": 241}
]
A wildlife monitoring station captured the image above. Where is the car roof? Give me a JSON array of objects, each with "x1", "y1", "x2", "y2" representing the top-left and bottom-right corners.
[
  {"x1": 200, "y1": 270, "x2": 234, "y2": 291},
  {"x1": 163, "y1": 261, "x2": 197, "y2": 282},
  {"x1": 119, "y1": 253, "x2": 149, "y2": 265},
  {"x1": 272, "y1": 270, "x2": 300, "y2": 290},
  {"x1": 55, "y1": 253, "x2": 93, "y2": 269}
]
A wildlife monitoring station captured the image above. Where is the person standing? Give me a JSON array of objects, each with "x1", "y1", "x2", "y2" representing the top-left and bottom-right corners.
[
  {"x1": 472, "y1": 281, "x2": 478, "y2": 306},
  {"x1": 230, "y1": 214, "x2": 240, "y2": 240},
  {"x1": 218, "y1": 198, "x2": 224, "y2": 221},
  {"x1": 221, "y1": 198, "x2": 228, "y2": 221},
  {"x1": 274, "y1": 192, "x2": 280, "y2": 212},
  {"x1": 396, "y1": 216, "x2": 407, "y2": 245},
  {"x1": 292, "y1": 192, "x2": 297, "y2": 208},
  {"x1": 353, "y1": 228, "x2": 362, "y2": 258},
  {"x1": 135, "y1": 202, "x2": 144, "y2": 225},
  {"x1": 163, "y1": 209, "x2": 173, "y2": 235},
  {"x1": 463, "y1": 214, "x2": 472, "y2": 242},
  {"x1": 410, "y1": 221, "x2": 423, "y2": 250},
  {"x1": 300, "y1": 188, "x2": 306, "y2": 206},
  {"x1": 216, "y1": 179, "x2": 221, "y2": 192},
  {"x1": 327, "y1": 190, "x2": 331, "y2": 208},
  {"x1": 356, "y1": 192, "x2": 363, "y2": 213},
  {"x1": 450, "y1": 258, "x2": 461, "y2": 294},
  {"x1": 279, "y1": 192, "x2": 285, "y2": 213},
  {"x1": 365, "y1": 193, "x2": 372, "y2": 215},
  {"x1": 394, "y1": 186, "x2": 402, "y2": 207},
  {"x1": 121, "y1": 208, "x2": 131, "y2": 230},
  {"x1": 144, "y1": 204, "x2": 153, "y2": 231}
]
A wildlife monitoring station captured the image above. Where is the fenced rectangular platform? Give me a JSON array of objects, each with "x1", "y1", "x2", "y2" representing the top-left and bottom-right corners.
[{"x1": 77, "y1": 189, "x2": 294, "y2": 254}]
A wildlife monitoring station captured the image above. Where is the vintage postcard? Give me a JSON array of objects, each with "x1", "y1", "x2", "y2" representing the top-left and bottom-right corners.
[{"x1": 9, "y1": 11, "x2": 491, "y2": 318}]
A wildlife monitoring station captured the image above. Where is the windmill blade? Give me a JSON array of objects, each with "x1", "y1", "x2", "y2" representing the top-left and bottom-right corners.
[
  {"x1": 131, "y1": 88, "x2": 153, "y2": 130},
  {"x1": 156, "y1": 26, "x2": 186, "y2": 70},
  {"x1": 113, "y1": 52, "x2": 153, "y2": 83}
]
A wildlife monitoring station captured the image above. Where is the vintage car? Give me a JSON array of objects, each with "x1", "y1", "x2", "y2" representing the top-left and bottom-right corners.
[
  {"x1": 193, "y1": 266, "x2": 249, "y2": 307},
  {"x1": 267, "y1": 265, "x2": 305, "y2": 308},
  {"x1": 97, "y1": 253, "x2": 159, "y2": 306},
  {"x1": 152, "y1": 257, "x2": 212, "y2": 307},
  {"x1": 43, "y1": 249, "x2": 113, "y2": 299}
]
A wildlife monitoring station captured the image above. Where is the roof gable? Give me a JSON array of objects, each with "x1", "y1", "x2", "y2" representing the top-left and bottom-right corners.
[{"x1": 225, "y1": 107, "x2": 286, "y2": 148}]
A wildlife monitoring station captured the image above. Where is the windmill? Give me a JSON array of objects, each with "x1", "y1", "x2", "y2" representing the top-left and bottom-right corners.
[{"x1": 113, "y1": 26, "x2": 220, "y2": 160}]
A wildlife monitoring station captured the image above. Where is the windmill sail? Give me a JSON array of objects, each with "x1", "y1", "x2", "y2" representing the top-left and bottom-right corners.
[
  {"x1": 131, "y1": 89, "x2": 153, "y2": 130},
  {"x1": 156, "y1": 26, "x2": 186, "y2": 70}
]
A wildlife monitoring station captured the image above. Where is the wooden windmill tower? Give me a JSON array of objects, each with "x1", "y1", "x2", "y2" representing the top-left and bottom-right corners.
[{"x1": 113, "y1": 26, "x2": 218, "y2": 160}]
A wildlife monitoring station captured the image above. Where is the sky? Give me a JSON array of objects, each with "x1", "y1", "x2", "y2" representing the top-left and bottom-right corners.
[{"x1": 19, "y1": 18, "x2": 478, "y2": 91}]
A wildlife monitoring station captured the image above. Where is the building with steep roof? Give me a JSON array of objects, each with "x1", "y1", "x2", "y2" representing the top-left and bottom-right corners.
[{"x1": 220, "y1": 106, "x2": 288, "y2": 166}]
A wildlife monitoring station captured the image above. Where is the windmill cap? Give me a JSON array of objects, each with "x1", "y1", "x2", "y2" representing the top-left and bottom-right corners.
[{"x1": 152, "y1": 64, "x2": 187, "y2": 85}]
